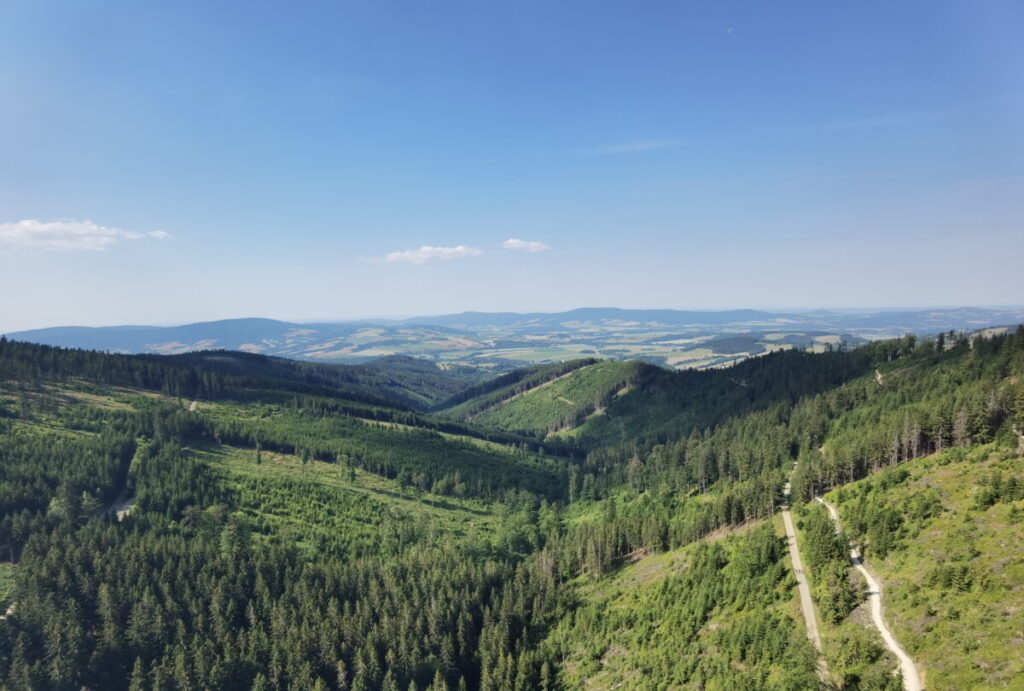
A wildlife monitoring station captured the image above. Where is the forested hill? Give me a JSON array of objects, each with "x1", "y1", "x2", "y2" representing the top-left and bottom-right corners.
[
  {"x1": 169, "y1": 350, "x2": 486, "y2": 410},
  {"x1": 440, "y1": 360, "x2": 649, "y2": 437},
  {"x1": 1, "y1": 328, "x2": 1022, "y2": 689},
  {"x1": 442, "y1": 336, "x2": 916, "y2": 449},
  {"x1": 0, "y1": 338, "x2": 483, "y2": 411},
  {"x1": 435, "y1": 358, "x2": 600, "y2": 415}
]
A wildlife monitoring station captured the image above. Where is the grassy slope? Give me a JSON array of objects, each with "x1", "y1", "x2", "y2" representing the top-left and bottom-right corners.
[
  {"x1": 438, "y1": 359, "x2": 598, "y2": 418},
  {"x1": 826, "y1": 445, "x2": 1024, "y2": 690},
  {"x1": 197, "y1": 396, "x2": 562, "y2": 497},
  {"x1": 465, "y1": 360, "x2": 641, "y2": 434},
  {"x1": 194, "y1": 444, "x2": 497, "y2": 558},
  {"x1": 544, "y1": 520, "x2": 821, "y2": 690}
]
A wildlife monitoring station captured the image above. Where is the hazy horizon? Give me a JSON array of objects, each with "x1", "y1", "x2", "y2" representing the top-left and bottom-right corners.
[{"x1": 7, "y1": 303, "x2": 1024, "y2": 335}]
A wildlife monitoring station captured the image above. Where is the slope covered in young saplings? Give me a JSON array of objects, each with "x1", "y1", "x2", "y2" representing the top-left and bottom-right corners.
[
  {"x1": 543, "y1": 522, "x2": 822, "y2": 689},
  {"x1": 826, "y1": 446, "x2": 1024, "y2": 690},
  {"x1": 466, "y1": 360, "x2": 645, "y2": 436},
  {"x1": 437, "y1": 358, "x2": 599, "y2": 418}
]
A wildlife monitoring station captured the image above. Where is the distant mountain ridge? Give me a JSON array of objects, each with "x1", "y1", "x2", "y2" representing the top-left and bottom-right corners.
[
  {"x1": 3, "y1": 318, "x2": 366, "y2": 355},
  {"x1": 6, "y1": 307, "x2": 1024, "y2": 370},
  {"x1": 403, "y1": 307, "x2": 789, "y2": 328}
]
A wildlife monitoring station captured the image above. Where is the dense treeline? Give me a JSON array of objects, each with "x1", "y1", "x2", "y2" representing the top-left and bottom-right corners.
[
  {"x1": 0, "y1": 339, "x2": 399, "y2": 408},
  {"x1": 3, "y1": 519, "x2": 519, "y2": 689},
  {"x1": 0, "y1": 401, "x2": 564, "y2": 689},
  {"x1": 573, "y1": 329, "x2": 1024, "y2": 510},
  {"x1": 793, "y1": 328, "x2": 1024, "y2": 501},
  {"x1": 0, "y1": 429, "x2": 134, "y2": 518},
  {"x1": 171, "y1": 351, "x2": 482, "y2": 411},
  {"x1": 1, "y1": 391, "x2": 567, "y2": 513},
  {"x1": 0, "y1": 341, "x2": 579, "y2": 689}
]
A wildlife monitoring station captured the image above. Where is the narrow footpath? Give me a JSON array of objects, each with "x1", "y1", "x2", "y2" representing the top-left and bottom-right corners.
[
  {"x1": 781, "y1": 479, "x2": 829, "y2": 681},
  {"x1": 816, "y1": 497, "x2": 923, "y2": 691}
]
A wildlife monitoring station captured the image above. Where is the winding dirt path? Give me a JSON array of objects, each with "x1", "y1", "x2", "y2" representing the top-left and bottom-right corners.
[
  {"x1": 782, "y1": 480, "x2": 829, "y2": 680},
  {"x1": 816, "y1": 497, "x2": 922, "y2": 691}
]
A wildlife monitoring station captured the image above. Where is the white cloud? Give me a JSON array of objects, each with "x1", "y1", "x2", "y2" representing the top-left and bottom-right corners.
[
  {"x1": 0, "y1": 219, "x2": 172, "y2": 252},
  {"x1": 375, "y1": 244, "x2": 485, "y2": 265},
  {"x1": 502, "y1": 238, "x2": 550, "y2": 253}
]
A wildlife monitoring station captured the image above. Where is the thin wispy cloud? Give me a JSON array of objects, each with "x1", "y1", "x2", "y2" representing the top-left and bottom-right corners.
[
  {"x1": 369, "y1": 244, "x2": 486, "y2": 265},
  {"x1": 367, "y1": 239, "x2": 553, "y2": 265},
  {"x1": 0, "y1": 220, "x2": 172, "y2": 252},
  {"x1": 502, "y1": 238, "x2": 550, "y2": 253}
]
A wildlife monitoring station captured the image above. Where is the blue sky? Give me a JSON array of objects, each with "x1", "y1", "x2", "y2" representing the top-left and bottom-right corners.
[{"x1": 1, "y1": 1, "x2": 1022, "y2": 330}]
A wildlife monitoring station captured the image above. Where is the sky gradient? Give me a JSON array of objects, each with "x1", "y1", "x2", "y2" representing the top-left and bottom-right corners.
[{"x1": 2, "y1": 1, "x2": 1023, "y2": 331}]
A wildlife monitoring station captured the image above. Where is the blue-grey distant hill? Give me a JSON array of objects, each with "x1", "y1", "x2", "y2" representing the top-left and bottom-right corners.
[
  {"x1": 5, "y1": 307, "x2": 1023, "y2": 369},
  {"x1": 403, "y1": 308, "x2": 788, "y2": 328},
  {"x1": 4, "y1": 318, "x2": 366, "y2": 354}
]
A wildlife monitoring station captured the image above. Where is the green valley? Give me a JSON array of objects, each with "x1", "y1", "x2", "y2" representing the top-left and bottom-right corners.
[{"x1": 1, "y1": 326, "x2": 1023, "y2": 689}]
